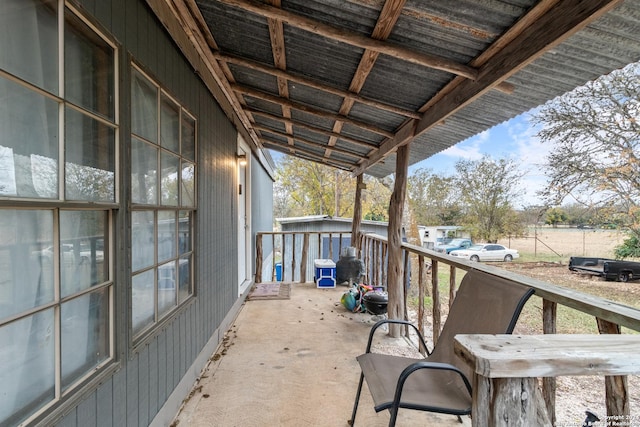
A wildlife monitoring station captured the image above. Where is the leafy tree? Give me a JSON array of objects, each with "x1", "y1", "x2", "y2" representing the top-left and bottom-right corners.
[
  {"x1": 534, "y1": 62, "x2": 640, "y2": 253},
  {"x1": 455, "y1": 156, "x2": 526, "y2": 242},
  {"x1": 545, "y1": 207, "x2": 568, "y2": 227},
  {"x1": 362, "y1": 176, "x2": 393, "y2": 222},
  {"x1": 615, "y1": 234, "x2": 640, "y2": 258},
  {"x1": 274, "y1": 156, "x2": 354, "y2": 217},
  {"x1": 273, "y1": 156, "x2": 392, "y2": 222},
  {"x1": 407, "y1": 168, "x2": 462, "y2": 226}
]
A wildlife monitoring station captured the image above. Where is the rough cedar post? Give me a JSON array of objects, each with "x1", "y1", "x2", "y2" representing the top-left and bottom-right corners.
[
  {"x1": 351, "y1": 174, "x2": 364, "y2": 255},
  {"x1": 255, "y1": 234, "x2": 263, "y2": 283},
  {"x1": 387, "y1": 144, "x2": 409, "y2": 338},
  {"x1": 542, "y1": 300, "x2": 557, "y2": 426},
  {"x1": 597, "y1": 318, "x2": 629, "y2": 419},
  {"x1": 300, "y1": 233, "x2": 309, "y2": 283}
]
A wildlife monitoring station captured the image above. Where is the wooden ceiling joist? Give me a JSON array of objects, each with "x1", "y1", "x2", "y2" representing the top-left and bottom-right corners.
[
  {"x1": 353, "y1": 0, "x2": 624, "y2": 175},
  {"x1": 213, "y1": 51, "x2": 422, "y2": 119},
  {"x1": 232, "y1": 83, "x2": 395, "y2": 138},
  {"x1": 215, "y1": 0, "x2": 478, "y2": 80},
  {"x1": 262, "y1": 139, "x2": 353, "y2": 169},
  {"x1": 246, "y1": 108, "x2": 380, "y2": 150},
  {"x1": 254, "y1": 125, "x2": 366, "y2": 159}
]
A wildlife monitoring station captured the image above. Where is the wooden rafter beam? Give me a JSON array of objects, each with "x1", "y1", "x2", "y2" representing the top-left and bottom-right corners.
[
  {"x1": 247, "y1": 108, "x2": 380, "y2": 150},
  {"x1": 214, "y1": 52, "x2": 422, "y2": 120},
  {"x1": 353, "y1": 0, "x2": 623, "y2": 175},
  {"x1": 262, "y1": 139, "x2": 354, "y2": 170},
  {"x1": 214, "y1": 0, "x2": 478, "y2": 80},
  {"x1": 232, "y1": 83, "x2": 395, "y2": 138},
  {"x1": 324, "y1": 0, "x2": 406, "y2": 160},
  {"x1": 254, "y1": 125, "x2": 365, "y2": 159}
]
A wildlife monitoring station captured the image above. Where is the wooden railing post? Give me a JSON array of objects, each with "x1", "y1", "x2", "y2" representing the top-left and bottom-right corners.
[
  {"x1": 542, "y1": 300, "x2": 557, "y2": 426},
  {"x1": 271, "y1": 234, "x2": 276, "y2": 281},
  {"x1": 418, "y1": 254, "x2": 427, "y2": 355},
  {"x1": 282, "y1": 234, "x2": 287, "y2": 282},
  {"x1": 431, "y1": 259, "x2": 441, "y2": 345},
  {"x1": 291, "y1": 233, "x2": 296, "y2": 282},
  {"x1": 449, "y1": 265, "x2": 457, "y2": 308},
  {"x1": 597, "y1": 318, "x2": 630, "y2": 420},
  {"x1": 300, "y1": 233, "x2": 309, "y2": 283},
  {"x1": 255, "y1": 234, "x2": 263, "y2": 283}
]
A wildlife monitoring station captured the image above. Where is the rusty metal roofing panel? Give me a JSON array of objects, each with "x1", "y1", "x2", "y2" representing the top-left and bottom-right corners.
[{"x1": 190, "y1": 0, "x2": 640, "y2": 178}]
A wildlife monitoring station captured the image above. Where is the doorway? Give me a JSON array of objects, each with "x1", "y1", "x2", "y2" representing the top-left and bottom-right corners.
[{"x1": 237, "y1": 137, "x2": 252, "y2": 296}]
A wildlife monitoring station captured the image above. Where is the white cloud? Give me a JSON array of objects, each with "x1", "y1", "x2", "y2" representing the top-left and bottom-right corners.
[{"x1": 439, "y1": 129, "x2": 490, "y2": 161}]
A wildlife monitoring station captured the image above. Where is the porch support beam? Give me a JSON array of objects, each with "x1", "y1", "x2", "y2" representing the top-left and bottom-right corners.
[
  {"x1": 387, "y1": 143, "x2": 410, "y2": 337},
  {"x1": 351, "y1": 174, "x2": 364, "y2": 254}
]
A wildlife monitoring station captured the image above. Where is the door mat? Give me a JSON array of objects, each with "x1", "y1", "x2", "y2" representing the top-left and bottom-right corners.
[{"x1": 247, "y1": 282, "x2": 291, "y2": 300}]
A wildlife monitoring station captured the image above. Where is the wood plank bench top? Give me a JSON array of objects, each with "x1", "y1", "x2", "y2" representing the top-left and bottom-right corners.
[{"x1": 454, "y1": 334, "x2": 640, "y2": 379}]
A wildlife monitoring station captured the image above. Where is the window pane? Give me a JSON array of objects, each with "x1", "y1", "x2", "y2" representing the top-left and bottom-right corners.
[
  {"x1": 0, "y1": 209, "x2": 54, "y2": 321},
  {"x1": 181, "y1": 114, "x2": 195, "y2": 161},
  {"x1": 65, "y1": 108, "x2": 115, "y2": 202},
  {"x1": 0, "y1": 309, "x2": 55, "y2": 426},
  {"x1": 178, "y1": 211, "x2": 191, "y2": 255},
  {"x1": 158, "y1": 211, "x2": 176, "y2": 262},
  {"x1": 160, "y1": 94, "x2": 179, "y2": 153},
  {"x1": 158, "y1": 261, "x2": 176, "y2": 316},
  {"x1": 0, "y1": 0, "x2": 58, "y2": 94},
  {"x1": 181, "y1": 162, "x2": 195, "y2": 207},
  {"x1": 131, "y1": 137, "x2": 158, "y2": 205},
  {"x1": 64, "y1": 7, "x2": 114, "y2": 120},
  {"x1": 178, "y1": 256, "x2": 191, "y2": 304},
  {"x1": 132, "y1": 270, "x2": 154, "y2": 334},
  {"x1": 160, "y1": 152, "x2": 179, "y2": 206},
  {"x1": 59, "y1": 210, "x2": 108, "y2": 298},
  {"x1": 0, "y1": 77, "x2": 59, "y2": 199},
  {"x1": 132, "y1": 211, "x2": 155, "y2": 272},
  {"x1": 131, "y1": 69, "x2": 157, "y2": 143},
  {"x1": 61, "y1": 289, "x2": 110, "y2": 390}
]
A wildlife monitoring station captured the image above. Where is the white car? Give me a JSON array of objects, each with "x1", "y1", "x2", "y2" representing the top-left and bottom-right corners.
[{"x1": 449, "y1": 244, "x2": 519, "y2": 262}]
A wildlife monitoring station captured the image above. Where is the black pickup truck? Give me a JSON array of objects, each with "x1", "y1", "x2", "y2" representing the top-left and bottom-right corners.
[{"x1": 568, "y1": 257, "x2": 640, "y2": 282}]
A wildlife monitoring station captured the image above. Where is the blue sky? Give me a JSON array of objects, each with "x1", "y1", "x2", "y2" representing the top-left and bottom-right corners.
[{"x1": 409, "y1": 110, "x2": 549, "y2": 208}]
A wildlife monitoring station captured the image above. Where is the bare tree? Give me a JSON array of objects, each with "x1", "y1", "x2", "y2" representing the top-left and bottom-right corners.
[{"x1": 534, "y1": 62, "x2": 640, "y2": 236}]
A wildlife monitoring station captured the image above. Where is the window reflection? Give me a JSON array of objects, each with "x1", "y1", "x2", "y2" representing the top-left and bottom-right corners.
[
  {"x1": 0, "y1": 77, "x2": 59, "y2": 199},
  {"x1": 65, "y1": 107, "x2": 115, "y2": 202},
  {"x1": 61, "y1": 288, "x2": 109, "y2": 390},
  {"x1": 0, "y1": 309, "x2": 55, "y2": 426},
  {"x1": 64, "y1": 7, "x2": 114, "y2": 120},
  {"x1": 132, "y1": 211, "x2": 155, "y2": 272},
  {"x1": 131, "y1": 137, "x2": 158, "y2": 205},
  {"x1": 132, "y1": 270, "x2": 154, "y2": 334},
  {"x1": 161, "y1": 151, "x2": 179, "y2": 206},
  {"x1": 0, "y1": 209, "x2": 54, "y2": 321},
  {"x1": 59, "y1": 210, "x2": 108, "y2": 298}
]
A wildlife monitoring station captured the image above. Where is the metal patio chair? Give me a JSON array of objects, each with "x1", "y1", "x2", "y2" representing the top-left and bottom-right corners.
[{"x1": 349, "y1": 268, "x2": 535, "y2": 426}]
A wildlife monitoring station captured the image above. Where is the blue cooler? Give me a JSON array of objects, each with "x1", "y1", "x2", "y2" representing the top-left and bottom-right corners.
[{"x1": 314, "y1": 259, "x2": 336, "y2": 288}]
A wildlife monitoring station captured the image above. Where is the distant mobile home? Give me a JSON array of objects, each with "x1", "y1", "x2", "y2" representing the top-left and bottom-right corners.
[{"x1": 417, "y1": 226, "x2": 470, "y2": 250}]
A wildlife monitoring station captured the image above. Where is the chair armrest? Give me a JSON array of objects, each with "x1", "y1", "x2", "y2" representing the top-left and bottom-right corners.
[
  {"x1": 392, "y1": 361, "x2": 473, "y2": 408},
  {"x1": 365, "y1": 319, "x2": 431, "y2": 355}
]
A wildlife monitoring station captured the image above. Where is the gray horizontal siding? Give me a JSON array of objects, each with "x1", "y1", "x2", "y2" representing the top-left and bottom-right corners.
[{"x1": 51, "y1": 0, "x2": 248, "y2": 426}]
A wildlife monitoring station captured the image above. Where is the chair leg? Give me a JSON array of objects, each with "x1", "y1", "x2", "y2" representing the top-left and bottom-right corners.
[
  {"x1": 388, "y1": 406, "x2": 398, "y2": 427},
  {"x1": 349, "y1": 372, "x2": 365, "y2": 426}
]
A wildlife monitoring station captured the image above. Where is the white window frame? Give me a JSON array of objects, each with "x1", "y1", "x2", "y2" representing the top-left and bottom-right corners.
[
  {"x1": 0, "y1": 2, "x2": 118, "y2": 425},
  {"x1": 130, "y1": 63, "x2": 196, "y2": 343}
]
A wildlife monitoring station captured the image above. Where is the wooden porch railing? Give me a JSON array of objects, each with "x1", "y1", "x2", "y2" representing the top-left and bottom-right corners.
[{"x1": 254, "y1": 231, "x2": 640, "y2": 424}]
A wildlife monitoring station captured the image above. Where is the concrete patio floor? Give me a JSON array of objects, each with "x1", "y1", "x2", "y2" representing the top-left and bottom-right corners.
[{"x1": 172, "y1": 282, "x2": 471, "y2": 426}]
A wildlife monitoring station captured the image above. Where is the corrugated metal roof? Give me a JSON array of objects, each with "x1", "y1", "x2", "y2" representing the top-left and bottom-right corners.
[{"x1": 181, "y1": 0, "x2": 640, "y2": 177}]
